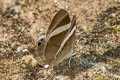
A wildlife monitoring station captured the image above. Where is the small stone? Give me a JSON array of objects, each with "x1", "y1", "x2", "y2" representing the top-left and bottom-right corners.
[
  {"x1": 17, "y1": 46, "x2": 23, "y2": 52},
  {"x1": 22, "y1": 49, "x2": 29, "y2": 53},
  {"x1": 54, "y1": 0, "x2": 57, "y2": 3},
  {"x1": 11, "y1": 42, "x2": 17, "y2": 50},
  {"x1": 44, "y1": 65, "x2": 49, "y2": 68}
]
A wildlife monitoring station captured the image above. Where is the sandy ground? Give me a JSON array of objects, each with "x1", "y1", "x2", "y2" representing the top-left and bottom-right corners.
[{"x1": 0, "y1": 0, "x2": 120, "y2": 80}]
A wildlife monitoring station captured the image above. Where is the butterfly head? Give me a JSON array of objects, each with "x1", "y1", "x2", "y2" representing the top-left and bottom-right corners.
[{"x1": 34, "y1": 36, "x2": 46, "y2": 67}]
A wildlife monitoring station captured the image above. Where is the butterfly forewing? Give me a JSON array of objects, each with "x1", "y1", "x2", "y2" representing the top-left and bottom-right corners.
[{"x1": 46, "y1": 9, "x2": 70, "y2": 38}]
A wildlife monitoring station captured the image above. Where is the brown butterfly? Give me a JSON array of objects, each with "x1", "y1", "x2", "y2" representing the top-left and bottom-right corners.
[{"x1": 34, "y1": 9, "x2": 76, "y2": 68}]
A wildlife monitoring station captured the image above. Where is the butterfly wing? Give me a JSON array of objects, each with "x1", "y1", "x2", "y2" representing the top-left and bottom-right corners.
[
  {"x1": 52, "y1": 16, "x2": 76, "y2": 65},
  {"x1": 46, "y1": 9, "x2": 70, "y2": 38},
  {"x1": 43, "y1": 9, "x2": 71, "y2": 65}
]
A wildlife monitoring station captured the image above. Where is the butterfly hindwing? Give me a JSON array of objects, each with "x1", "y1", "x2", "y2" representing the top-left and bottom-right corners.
[{"x1": 52, "y1": 16, "x2": 76, "y2": 65}]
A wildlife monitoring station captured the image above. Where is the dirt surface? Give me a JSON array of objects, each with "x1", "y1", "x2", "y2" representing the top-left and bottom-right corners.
[{"x1": 0, "y1": 0, "x2": 120, "y2": 80}]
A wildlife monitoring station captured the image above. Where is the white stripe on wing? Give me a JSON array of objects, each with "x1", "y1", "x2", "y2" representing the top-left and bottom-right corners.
[
  {"x1": 48, "y1": 23, "x2": 71, "y2": 39},
  {"x1": 55, "y1": 25, "x2": 76, "y2": 56}
]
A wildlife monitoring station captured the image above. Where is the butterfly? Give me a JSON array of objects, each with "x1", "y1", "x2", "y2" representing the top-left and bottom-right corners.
[{"x1": 34, "y1": 9, "x2": 76, "y2": 68}]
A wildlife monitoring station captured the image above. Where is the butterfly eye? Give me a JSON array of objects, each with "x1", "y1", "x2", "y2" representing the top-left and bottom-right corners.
[
  {"x1": 37, "y1": 36, "x2": 45, "y2": 46},
  {"x1": 37, "y1": 42, "x2": 41, "y2": 46}
]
